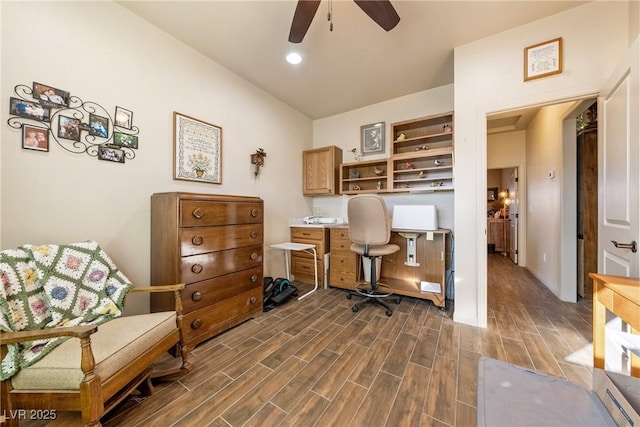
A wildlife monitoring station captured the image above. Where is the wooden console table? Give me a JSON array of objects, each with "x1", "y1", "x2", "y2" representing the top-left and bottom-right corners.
[{"x1": 590, "y1": 273, "x2": 640, "y2": 377}]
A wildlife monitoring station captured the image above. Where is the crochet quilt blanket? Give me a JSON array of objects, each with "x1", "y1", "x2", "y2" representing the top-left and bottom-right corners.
[{"x1": 0, "y1": 241, "x2": 132, "y2": 380}]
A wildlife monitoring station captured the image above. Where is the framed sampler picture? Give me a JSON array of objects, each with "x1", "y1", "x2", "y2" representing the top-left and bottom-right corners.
[
  {"x1": 524, "y1": 37, "x2": 563, "y2": 81},
  {"x1": 173, "y1": 112, "x2": 222, "y2": 184}
]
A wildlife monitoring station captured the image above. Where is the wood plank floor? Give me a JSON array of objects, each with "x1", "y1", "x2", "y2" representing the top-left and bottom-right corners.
[{"x1": 26, "y1": 254, "x2": 594, "y2": 426}]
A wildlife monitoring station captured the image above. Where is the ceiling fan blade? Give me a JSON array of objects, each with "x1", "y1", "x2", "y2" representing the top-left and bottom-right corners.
[
  {"x1": 289, "y1": 0, "x2": 322, "y2": 43},
  {"x1": 353, "y1": 0, "x2": 400, "y2": 31}
]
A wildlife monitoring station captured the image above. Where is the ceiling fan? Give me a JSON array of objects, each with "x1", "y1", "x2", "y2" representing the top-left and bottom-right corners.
[{"x1": 288, "y1": 0, "x2": 400, "y2": 43}]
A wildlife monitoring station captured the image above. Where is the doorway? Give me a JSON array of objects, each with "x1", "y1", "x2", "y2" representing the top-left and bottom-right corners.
[
  {"x1": 486, "y1": 97, "x2": 598, "y2": 304},
  {"x1": 487, "y1": 167, "x2": 518, "y2": 265}
]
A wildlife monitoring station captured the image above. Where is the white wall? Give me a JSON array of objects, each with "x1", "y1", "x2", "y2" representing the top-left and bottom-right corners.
[
  {"x1": 1, "y1": 2, "x2": 313, "y2": 313},
  {"x1": 312, "y1": 84, "x2": 455, "y2": 230},
  {"x1": 525, "y1": 102, "x2": 576, "y2": 296},
  {"x1": 454, "y1": 1, "x2": 629, "y2": 327}
]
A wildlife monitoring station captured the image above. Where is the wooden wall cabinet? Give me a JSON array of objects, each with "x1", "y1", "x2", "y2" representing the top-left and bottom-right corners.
[
  {"x1": 390, "y1": 112, "x2": 454, "y2": 192},
  {"x1": 150, "y1": 192, "x2": 263, "y2": 351},
  {"x1": 329, "y1": 226, "x2": 359, "y2": 289},
  {"x1": 303, "y1": 145, "x2": 343, "y2": 196},
  {"x1": 290, "y1": 227, "x2": 329, "y2": 286}
]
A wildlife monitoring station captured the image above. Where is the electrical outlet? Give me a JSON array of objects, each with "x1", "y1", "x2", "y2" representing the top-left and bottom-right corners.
[{"x1": 543, "y1": 253, "x2": 547, "y2": 263}]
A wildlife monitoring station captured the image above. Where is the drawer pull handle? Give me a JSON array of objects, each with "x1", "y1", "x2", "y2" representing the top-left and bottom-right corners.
[
  {"x1": 192, "y1": 235, "x2": 204, "y2": 245},
  {"x1": 250, "y1": 274, "x2": 258, "y2": 283},
  {"x1": 302, "y1": 232, "x2": 311, "y2": 236},
  {"x1": 191, "y1": 319, "x2": 202, "y2": 329},
  {"x1": 249, "y1": 296, "x2": 257, "y2": 304},
  {"x1": 192, "y1": 208, "x2": 204, "y2": 219},
  {"x1": 191, "y1": 264, "x2": 203, "y2": 274},
  {"x1": 250, "y1": 230, "x2": 258, "y2": 239},
  {"x1": 250, "y1": 208, "x2": 259, "y2": 218},
  {"x1": 191, "y1": 291, "x2": 202, "y2": 301},
  {"x1": 250, "y1": 252, "x2": 258, "y2": 261}
]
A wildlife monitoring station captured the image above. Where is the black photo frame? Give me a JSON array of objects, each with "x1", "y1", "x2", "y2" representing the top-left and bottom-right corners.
[
  {"x1": 89, "y1": 113, "x2": 109, "y2": 138},
  {"x1": 98, "y1": 145, "x2": 125, "y2": 163},
  {"x1": 22, "y1": 124, "x2": 49, "y2": 152},
  {"x1": 9, "y1": 97, "x2": 51, "y2": 122},
  {"x1": 32, "y1": 82, "x2": 70, "y2": 108},
  {"x1": 58, "y1": 115, "x2": 81, "y2": 141},
  {"x1": 113, "y1": 132, "x2": 138, "y2": 149},
  {"x1": 114, "y1": 106, "x2": 133, "y2": 129}
]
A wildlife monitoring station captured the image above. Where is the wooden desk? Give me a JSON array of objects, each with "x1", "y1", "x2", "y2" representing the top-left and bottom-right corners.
[
  {"x1": 380, "y1": 229, "x2": 451, "y2": 308},
  {"x1": 590, "y1": 273, "x2": 640, "y2": 377}
]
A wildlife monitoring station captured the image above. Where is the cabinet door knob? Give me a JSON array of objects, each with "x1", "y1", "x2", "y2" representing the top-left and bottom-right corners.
[
  {"x1": 249, "y1": 296, "x2": 257, "y2": 304},
  {"x1": 192, "y1": 208, "x2": 204, "y2": 219},
  {"x1": 192, "y1": 235, "x2": 204, "y2": 245},
  {"x1": 250, "y1": 274, "x2": 258, "y2": 283},
  {"x1": 250, "y1": 230, "x2": 258, "y2": 239},
  {"x1": 250, "y1": 208, "x2": 259, "y2": 218},
  {"x1": 250, "y1": 252, "x2": 258, "y2": 261},
  {"x1": 191, "y1": 319, "x2": 202, "y2": 329},
  {"x1": 191, "y1": 264, "x2": 203, "y2": 274},
  {"x1": 191, "y1": 291, "x2": 202, "y2": 301}
]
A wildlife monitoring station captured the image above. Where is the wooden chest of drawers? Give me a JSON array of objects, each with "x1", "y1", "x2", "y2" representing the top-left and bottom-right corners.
[
  {"x1": 329, "y1": 226, "x2": 359, "y2": 290},
  {"x1": 290, "y1": 227, "x2": 329, "y2": 286},
  {"x1": 150, "y1": 192, "x2": 263, "y2": 351}
]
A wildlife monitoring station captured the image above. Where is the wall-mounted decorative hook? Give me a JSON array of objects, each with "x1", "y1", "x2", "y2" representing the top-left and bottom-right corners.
[{"x1": 250, "y1": 148, "x2": 267, "y2": 177}]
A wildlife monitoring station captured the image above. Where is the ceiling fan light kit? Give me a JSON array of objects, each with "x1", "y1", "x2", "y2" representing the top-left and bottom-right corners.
[{"x1": 288, "y1": 0, "x2": 400, "y2": 44}]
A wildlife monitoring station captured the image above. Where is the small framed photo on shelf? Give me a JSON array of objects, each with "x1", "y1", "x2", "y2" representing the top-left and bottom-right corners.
[
  {"x1": 360, "y1": 121, "x2": 385, "y2": 155},
  {"x1": 524, "y1": 37, "x2": 563, "y2": 81},
  {"x1": 22, "y1": 124, "x2": 49, "y2": 152},
  {"x1": 57, "y1": 115, "x2": 81, "y2": 141},
  {"x1": 113, "y1": 132, "x2": 138, "y2": 149},
  {"x1": 114, "y1": 106, "x2": 133, "y2": 129},
  {"x1": 9, "y1": 97, "x2": 51, "y2": 122},
  {"x1": 173, "y1": 111, "x2": 222, "y2": 184},
  {"x1": 32, "y1": 82, "x2": 69, "y2": 108},
  {"x1": 89, "y1": 113, "x2": 109, "y2": 138},
  {"x1": 98, "y1": 145, "x2": 125, "y2": 163}
]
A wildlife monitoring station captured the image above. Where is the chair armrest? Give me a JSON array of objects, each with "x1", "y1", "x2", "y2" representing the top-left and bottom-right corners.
[
  {"x1": 0, "y1": 324, "x2": 97, "y2": 345},
  {"x1": 128, "y1": 283, "x2": 185, "y2": 294}
]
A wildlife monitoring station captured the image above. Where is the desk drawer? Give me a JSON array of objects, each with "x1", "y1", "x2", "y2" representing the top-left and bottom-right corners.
[
  {"x1": 291, "y1": 256, "x2": 322, "y2": 283},
  {"x1": 182, "y1": 266, "x2": 262, "y2": 313},
  {"x1": 181, "y1": 246, "x2": 262, "y2": 283},
  {"x1": 181, "y1": 201, "x2": 263, "y2": 227},
  {"x1": 180, "y1": 224, "x2": 263, "y2": 256},
  {"x1": 291, "y1": 227, "x2": 325, "y2": 240}
]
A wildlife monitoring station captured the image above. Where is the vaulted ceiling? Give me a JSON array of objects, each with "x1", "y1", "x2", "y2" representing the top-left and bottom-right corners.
[{"x1": 119, "y1": 0, "x2": 585, "y2": 119}]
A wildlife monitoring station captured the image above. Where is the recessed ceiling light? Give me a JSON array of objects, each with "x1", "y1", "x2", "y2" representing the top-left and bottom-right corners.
[{"x1": 286, "y1": 52, "x2": 302, "y2": 65}]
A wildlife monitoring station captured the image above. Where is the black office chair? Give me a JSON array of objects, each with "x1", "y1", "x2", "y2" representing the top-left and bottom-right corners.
[{"x1": 346, "y1": 195, "x2": 401, "y2": 316}]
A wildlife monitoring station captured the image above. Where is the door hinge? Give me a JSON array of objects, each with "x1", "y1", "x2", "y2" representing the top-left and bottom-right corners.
[
  {"x1": 515, "y1": 177, "x2": 519, "y2": 182},
  {"x1": 515, "y1": 250, "x2": 519, "y2": 255},
  {"x1": 515, "y1": 213, "x2": 519, "y2": 218}
]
